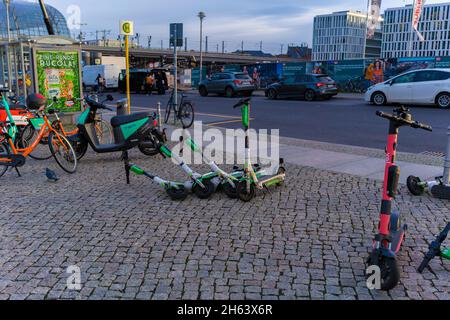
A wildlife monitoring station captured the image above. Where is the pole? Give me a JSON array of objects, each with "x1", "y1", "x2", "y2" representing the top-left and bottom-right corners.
[
  {"x1": 222, "y1": 41, "x2": 225, "y2": 54},
  {"x1": 173, "y1": 24, "x2": 178, "y2": 124},
  {"x1": 444, "y1": 126, "x2": 450, "y2": 185},
  {"x1": 157, "y1": 102, "x2": 162, "y2": 130},
  {"x1": 125, "y1": 35, "x2": 131, "y2": 114},
  {"x1": 198, "y1": 12, "x2": 205, "y2": 83},
  {"x1": 408, "y1": 0, "x2": 417, "y2": 57},
  {"x1": 205, "y1": 36, "x2": 208, "y2": 53},
  {"x1": 363, "y1": 0, "x2": 370, "y2": 60},
  {"x1": 241, "y1": 41, "x2": 244, "y2": 53},
  {"x1": 4, "y1": 0, "x2": 12, "y2": 90},
  {"x1": 185, "y1": 37, "x2": 187, "y2": 51},
  {"x1": 38, "y1": 0, "x2": 55, "y2": 35}
]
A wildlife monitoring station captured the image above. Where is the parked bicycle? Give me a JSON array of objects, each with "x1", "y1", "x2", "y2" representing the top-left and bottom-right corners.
[
  {"x1": 164, "y1": 90, "x2": 195, "y2": 129},
  {"x1": 339, "y1": 76, "x2": 368, "y2": 93},
  {"x1": 0, "y1": 91, "x2": 78, "y2": 177}
]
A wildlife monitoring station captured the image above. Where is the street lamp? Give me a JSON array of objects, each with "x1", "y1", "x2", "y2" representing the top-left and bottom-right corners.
[
  {"x1": 3, "y1": 0, "x2": 12, "y2": 90},
  {"x1": 198, "y1": 11, "x2": 206, "y2": 83}
]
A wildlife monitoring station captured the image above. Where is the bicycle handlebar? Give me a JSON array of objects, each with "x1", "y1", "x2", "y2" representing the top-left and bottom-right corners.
[{"x1": 376, "y1": 110, "x2": 432, "y2": 132}]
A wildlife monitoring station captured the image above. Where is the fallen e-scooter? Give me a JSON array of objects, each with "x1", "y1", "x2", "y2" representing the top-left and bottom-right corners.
[
  {"x1": 231, "y1": 98, "x2": 286, "y2": 202},
  {"x1": 418, "y1": 222, "x2": 450, "y2": 273},
  {"x1": 125, "y1": 128, "x2": 220, "y2": 199},
  {"x1": 407, "y1": 125, "x2": 450, "y2": 200},
  {"x1": 367, "y1": 106, "x2": 432, "y2": 291}
]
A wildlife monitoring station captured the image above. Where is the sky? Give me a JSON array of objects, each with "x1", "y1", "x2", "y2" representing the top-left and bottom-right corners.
[{"x1": 38, "y1": 0, "x2": 450, "y2": 53}]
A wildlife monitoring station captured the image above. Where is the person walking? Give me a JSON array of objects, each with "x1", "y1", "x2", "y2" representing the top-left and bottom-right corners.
[
  {"x1": 373, "y1": 60, "x2": 384, "y2": 85},
  {"x1": 145, "y1": 73, "x2": 154, "y2": 95},
  {"x1": 96, "y1": 73, "x2": 105, "y2": 93}
]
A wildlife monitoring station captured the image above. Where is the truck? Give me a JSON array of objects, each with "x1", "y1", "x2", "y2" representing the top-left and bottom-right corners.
[{"x1": 82, "y1": 64, "x2": 121, "y2": 90}]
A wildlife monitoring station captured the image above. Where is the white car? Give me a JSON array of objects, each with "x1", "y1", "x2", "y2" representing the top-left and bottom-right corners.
[{"x1": 365, "y1": 68, "x2": 450, "y2": 109}]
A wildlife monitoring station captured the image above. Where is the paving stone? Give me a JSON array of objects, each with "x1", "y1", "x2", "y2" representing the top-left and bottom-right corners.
[{"x1": 0, "y1": 149, "x2": 447, "y2": 301}]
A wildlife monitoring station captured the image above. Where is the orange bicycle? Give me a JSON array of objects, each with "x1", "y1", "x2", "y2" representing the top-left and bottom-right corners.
[
  {"x1": 20, "y1": 96, "x2": 113, "y2": 161},
  {"x1": 0, "y1": 92, "x2": 78, "y2": 177}
]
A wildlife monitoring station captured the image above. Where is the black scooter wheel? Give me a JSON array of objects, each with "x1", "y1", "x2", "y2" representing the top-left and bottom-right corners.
[
  {"x1": 73, "y1": 138, "x2": 89, "y2": 161},
  {"x1": 379, "y1": 256, "x2": 400, "y2": 291},
  {"x1": 166, "y1": 186, "x2": 188, "y2": 201},
  {"x1": 236, "y1": 181, "x2": 256, "y2": 202},
  {"x1": 223, "y1": 182, "x2": 238, "y2": 199},
  {"x1": 139, "y1": 134, "x2": 160, "y2": 156},
  {"x1": 407, "y1": 176, "x2": 426, "y2": 196},
  {"x1": 193, "y1": 179, "x2": 215, "y2": 200}
]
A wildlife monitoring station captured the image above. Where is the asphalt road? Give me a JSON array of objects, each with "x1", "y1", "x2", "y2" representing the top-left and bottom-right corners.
[{"x1": 112, "y1": 92, "x2": 449, "y2": 154}]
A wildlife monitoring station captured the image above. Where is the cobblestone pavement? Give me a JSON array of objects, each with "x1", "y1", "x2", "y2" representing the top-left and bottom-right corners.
[{"x1": 0, "y1": 150, "x2": 449, "y2": 300}]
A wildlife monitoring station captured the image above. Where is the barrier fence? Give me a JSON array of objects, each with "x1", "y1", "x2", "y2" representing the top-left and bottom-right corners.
[{"x1": 191, "y1": 56, "x2": 450, "y2": 93}]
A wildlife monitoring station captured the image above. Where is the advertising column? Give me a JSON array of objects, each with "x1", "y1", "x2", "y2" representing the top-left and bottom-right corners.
[{"x1": 34, "y1": 49, "x2": 83, "y2": 113}]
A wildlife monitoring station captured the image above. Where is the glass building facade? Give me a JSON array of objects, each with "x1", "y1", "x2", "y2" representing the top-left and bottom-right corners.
[{"x1": 0, "y1": 0, "x2": 71, "y2": 40}]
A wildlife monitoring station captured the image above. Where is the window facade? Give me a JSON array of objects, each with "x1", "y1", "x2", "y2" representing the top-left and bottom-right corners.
[
  {"x1": 382, "y1": 3, "x2": 450, "y2": 58},
  {"x1": 0, "y1": 1, "x2": 71, "y2": 40},
  {"x1": 312, "y1": 11, "x2": 382, "y2": 61}
]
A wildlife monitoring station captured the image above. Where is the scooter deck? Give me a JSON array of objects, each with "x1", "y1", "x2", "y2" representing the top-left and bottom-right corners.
[
  {"x1": 431, "y1": 185, "x2": 450, "y2": 200},
  {"x1": 258, "y1": 173, "x2": 286, "y2": 187}
]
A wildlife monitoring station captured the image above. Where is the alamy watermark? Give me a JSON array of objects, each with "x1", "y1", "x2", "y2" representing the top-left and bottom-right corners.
[
  {"x1": 366, "y1": 265, "x2": 381, "y2": 290},
  {"x1": 169, "y1": 122, "x2": 281, "y2": 172},
  {"x1": 66, "y1": 265, "x2": 82, "y2": 291}
]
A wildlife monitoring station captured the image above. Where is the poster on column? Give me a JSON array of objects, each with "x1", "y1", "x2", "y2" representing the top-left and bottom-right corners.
[{"x1": 34, "y1": 49, "x2": 82, "y2": 113}]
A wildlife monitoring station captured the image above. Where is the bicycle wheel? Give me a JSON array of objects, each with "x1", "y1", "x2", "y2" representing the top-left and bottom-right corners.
[
  {"x1": 48, "y1": 132, "x2": 78, "y2": 174},
  {"x1": 94, "y1": 119, "x2": 114, "y2": 144},
  {"x1": 179, "y1": 102, "x2": 195, "y2": 129},
  {"x1": 21, "y1": 124, "x2": 53, "y2": 160},
  {"x1": 0, "y1": 142, "x2": 10, "y2": 178}
]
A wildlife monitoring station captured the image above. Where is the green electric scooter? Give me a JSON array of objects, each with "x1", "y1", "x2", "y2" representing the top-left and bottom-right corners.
[
  {"x1": 182, "y1": 136, "x2": 248, "y2": 199},
  {"x1": 125, "y1": 128, "x2": 220, "y2": 199},
  {"x1": 418, "y1": 223, "x2": 450, "y2": 273},
  {"x1": 232, "y1": 98, "x2": 286, "y2": 202}
]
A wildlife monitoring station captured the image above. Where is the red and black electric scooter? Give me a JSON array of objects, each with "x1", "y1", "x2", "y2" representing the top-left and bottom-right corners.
[{"x1": 368, "y1": 106, "x2": 432, "y2": 291}]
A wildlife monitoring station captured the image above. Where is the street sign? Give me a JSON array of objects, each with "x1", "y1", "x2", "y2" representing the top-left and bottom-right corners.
[
  {"x1": 120, "y1": 21, "x2": 134, "y2": 36},
  {"x1": 170, "y1": 23, "x2": 183, "y2": 47}
]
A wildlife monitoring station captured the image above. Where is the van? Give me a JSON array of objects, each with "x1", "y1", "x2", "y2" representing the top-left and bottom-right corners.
[{"x1": 82, "y1": 64, "x2": 121, "y2": 90}]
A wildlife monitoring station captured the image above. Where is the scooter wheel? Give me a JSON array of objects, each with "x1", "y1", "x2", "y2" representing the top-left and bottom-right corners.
[
  {"x1": 193, "y1": 179, "x2": 215, "y2": 200},
  {"x1": 367, "y1": 253, "x2": 400, "y2": 291},
  {"x1": 223, "y1": 182, "x2": 238, "y2": 199},
  {"x1": 236, "y1": 181, "x2": 256, "y2": 202},
  {"x1": 378, "y1": 256, "x2": 400, "y2": 291},
  {"x1": 166, "y1": 186, "x2": 189, "y2": 201},
  {"x1": 407, "y1": 176, "x2": 426, "y2": 196}
]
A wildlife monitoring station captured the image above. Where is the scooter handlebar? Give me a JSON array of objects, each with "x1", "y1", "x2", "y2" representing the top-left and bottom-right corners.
[
  {"x1": 233, "y1": 98, "x2": 252, "y2": 109},
  {"x1": 376, "y1": 111, "x2": 433, "y2": 132}
]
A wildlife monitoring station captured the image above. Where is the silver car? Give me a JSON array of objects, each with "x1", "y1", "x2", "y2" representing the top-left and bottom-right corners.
[{"x1": 198, "y1": 72, "x2": 256, "y2": 98}]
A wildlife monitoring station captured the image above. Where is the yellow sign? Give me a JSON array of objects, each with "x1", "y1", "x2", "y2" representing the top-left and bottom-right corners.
[{"x1": 120, "y1": 21, "x2": 134, "y2": 36}]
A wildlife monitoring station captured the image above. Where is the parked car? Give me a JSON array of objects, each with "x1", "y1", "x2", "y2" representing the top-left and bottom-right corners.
[
  {"x1": 365, "y1": 68, "x2": 450, "y2": 109},
  {"x1": 118, "y1": 68, "x2": 169, "y2": 94},
  {"x1": 198, "y1": 72, "x2": 256, "y2": 98},
  {"x1": 265, "y1": 74, "x2": 338, "y2": 101}
]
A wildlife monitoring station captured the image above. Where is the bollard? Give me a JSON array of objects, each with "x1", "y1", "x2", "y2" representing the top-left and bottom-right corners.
[
  {"x1": 116, "y1": 98, "x2": 129, "y2": 116},
  {"x1": 157, "y1": 102, "x2": 162, "y2": 130},
  {"x1": 444, "y1": 126, "x2": 450, "y2": 185}
]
